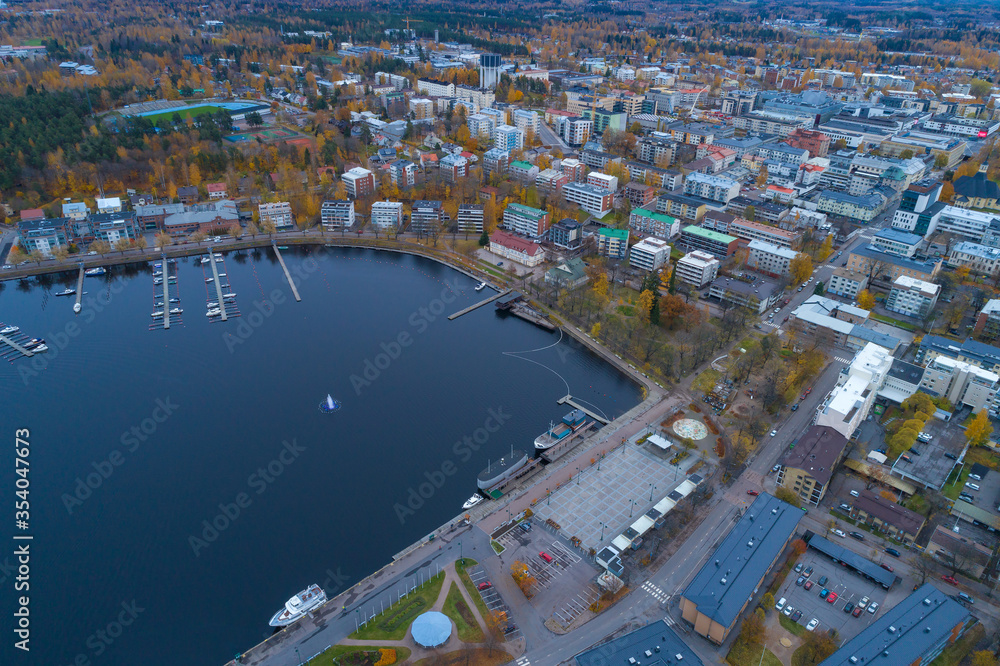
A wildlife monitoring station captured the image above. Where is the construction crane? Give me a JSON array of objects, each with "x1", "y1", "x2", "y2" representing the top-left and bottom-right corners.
[
  {"x1": 688, "y1": 86, "x2": 711, "y2": 120},
  {"x1": 403, "y1": 17, "x2": 420, "y2": 35}
]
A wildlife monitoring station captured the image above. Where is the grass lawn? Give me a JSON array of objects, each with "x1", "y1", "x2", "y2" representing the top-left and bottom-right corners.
[
  {"x1": 726, "y1": 636, "x2": 782, "y2": 666},
  {"x1": 491, "y1": 540, "x2": 505, "y2": 554},
  {"x1": 929, "y1": 623, "x2": 984, "y2": 666},
  {"x1": 691, "y1": 368, "x2": 721, "y2": 394},
  {"x1": 414, "y1": 648, "x2": 513, "y2": 665},
  {"x1": 903, "y1": 493, "x2": 930, "y2": 516},
  {"x1": 965, "y1": 446, "x2": 1000, "y2": 470},
  {"x1": 22, "y1": 38, "x2": 44, "y2": 46},
  {"x1": 306, "y1": 645, "x2": 411, "y2": 665},
  {"x1": 780, "y1": 615, "x2": 807, "y2": 636},
  {"x1": 140, "y1": 104, "x2": 225, "y2": 124},
  {"x1": 349, "y1": 572, "x2": 445, "y2": 641},
  {"x1": 442, "y1": 582, "x2": 485, "y2": 643},
  {"x1": 455, "y1": 559, "x2": 492, "y2": 623},
  {"x1": 869, "y1": 312, "x2": 917, "y2": 331},
  {"x1": 942, "y1": 465, "x2": 972, "y2": 500}
]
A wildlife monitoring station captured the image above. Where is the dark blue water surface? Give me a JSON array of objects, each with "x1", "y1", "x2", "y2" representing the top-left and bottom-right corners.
[{"x1": 0, "y1": 246, "x2": 641, "y2": 665}]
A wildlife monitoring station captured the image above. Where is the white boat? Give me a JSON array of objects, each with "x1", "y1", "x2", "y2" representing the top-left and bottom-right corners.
[
  {"x1": 84, "y1": 267, "x2": 106, "y2": 276},
  {"x1": 223, "y1": 293, "x2": 237, "y2": 300},
  {"x1": 534, "y1": 409, "x2": 592, "y2": 451},
  {"x1": 218, "y1": 272, "x2": 227, "y2": 277},
  {"x1": 213, "y1": 253, "x2": 223, "y2": 258},
  {"x1": 206, "y1": 308, "x2": 222, "y2": 317},
  {"x1": 151, "y1": 311, "x2": 164, "y2": 318},
  {"x1": 200, "y1": 257, "x2": 211, "y2": 264},
  {"x1": 155, "y1": 301, "x2": 164, "y2": 307},
  {"x1": 30, "y1": 344, "x2": 47, "y2": 352},
  {"x1": 170, "y1": 307, "x2": 183, "y2": 315},
  {"x1": 153, "y1": 278, "x2": 163, "y2": 285},
  {"x1": 55, "y1": 288, "x2": 76, "y2": 296},
  {"x1": 463, "y1": 494, "x2": 484, "y2": 509},
  {"x1": 169, "y1": 298, "x2": 181, "y2": 303},
  {"x1": 207, "y1": 301, "x2": 219, "y2": 308},
  {"x1": 205, "y1": 277, "x2": 214, "y2": 283},
  {"x1": 154, "y1": 263, "x2": 162, "y2": 268},
  {"x1": 152, "y1": 270, "x2": 162, "y2": 277},
  {"x1": 475, "y1": 282, "x2": 487, "y2": 291},
  {"x1": 269, "y1": 584, "x2": 327, "y2": 627},
  {"x1": 73, "y1": 303, "x2": 81, "y2": 313},
  {"x1": 167, "y1": 276, "x2": 177, "y2": 282},
  {"x1": 0, "y1": 325, "x2": 19, "y2": 334}
]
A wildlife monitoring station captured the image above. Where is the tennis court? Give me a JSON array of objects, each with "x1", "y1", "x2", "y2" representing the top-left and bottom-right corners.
[{"x1": 224, "y1": 127, "x2": 300, "y2": 143}]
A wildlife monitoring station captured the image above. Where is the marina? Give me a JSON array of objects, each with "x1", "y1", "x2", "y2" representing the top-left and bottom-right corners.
[
  {"x1": 0, "y1": 328, "x2": 35, "y2": 359},
  {"x1": 558, "y1": 394, "x2": 611, "y2": 425},
  {"x1": 204, "y1": 252, "x2": 239, "y2": 321},
  {"x1": 149, "y1": 256, "x2": 182, "y2": 331}
]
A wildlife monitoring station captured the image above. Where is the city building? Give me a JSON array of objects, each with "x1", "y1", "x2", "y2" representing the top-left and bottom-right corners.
[
  {"x1": 846, "y1": 245, "x2": 942, "y2": 283},
  {"x1": 727, "y1": 218, "x2": 799, "y2": 248},
  {"x1": 410, "y1": 200, "x2": 444, "y2": 234},
  {"x1": 596, "y1": 228, "x2": 629, "y2": 260},
  {"x1": 683, "y1": 172, "x2": 740, "y2": 204},
  {"x1": 757, "y1": 142, "x2": 810, "y2": 166},
  {"x1": 936, "y1": 205, "x2": 1000, "y2": 241},
  {"x1": 789, "y1": 296, "x2": 900, "y2": 353},
  {"x1": 953, "y1": 165, "x2": 1000, "y2": 211},
  {"x1": 416, "y1": 78, "x2": 456, "y2": 97},
  {"x1": 746, "y1": 240, "x2": 799, "y2": 277},
  {"x1": 341, "y1": 167, "x2": 375, "y2": 199},
  {"x1": 467, "y1": 113, "x2": 496, "y2": 139},
  {"x1": 439, "y1": 154, "x2": 468, "y2": 183},
  {"x1": 629, "y1": 207, "x2": 679, "y2": 239},
  {"x1": 777, "y1": 426, "x2": 849, "y2": 506},
  {"x1": 558, "y1": 116, "x2": 592, "y2": 147},
  {"x1": 206, "y1": 182, "x2": 227, "y2": 200},
  {"x1": 827, "y1": 268, "x2": 870, "y2": 299},
  {"x1": 871, "y1": 228, "x2": 922, "y2": 258},
  {"x1": 409, "y1": 98, "x2": 434, "y2": 120},
  {"x1": 624, "y1": 182, "x2": 657, "y2": 208},
  {"x1": 511, "y1": 108, "x2": 539, "y2": 136},
  {"x1": 821, "y1": 583, "x2": 974, "y2": 666},
  {"x1": 548, "y1": 218, "x2": 583, "y2": 250},
  {"x1": 657, "y1": 193, "x2": 707, "y2": 222},
  {"x1": 456, "y1": 204, "x2": 484, "y2": 234},
  {"x1": 917, "y1": 335, "x2": 1000, "y2": 375},
  {"x1": 926, "y1": 526, "x2": 993, "y2": 580},
  {"x1": 629, "y1": 237, "x2": 670, "y2": 272},
  {"x1": 370, "y1": 201, "x2": 404, "y2": 229},
  {"x1": 975, "y1": 299, "x2": 1000, "y2": 340},
  {"x1": 509, "y1": 160, "x2": 539, "y2": 183},
  {"x1": 562, "y1": 182, "x2": 614, "y2": 218},
  {"x1": 320, "y1": 200, "x2": 355, "y2": 229},
  {"x1": 177, "y1": 186, "x2": 199, "y2": 205},
  {"x1": 16, "y1": 217, "x2": 71, "y2": 256},
  {"x1": 815, "y1": 343, "x2": 894, "y2": 439},
  {"x1": 482, "y1": 148, "x2": 510, "y2": 179},
  {"x1": 785, "y1": 128, "x2": 831, "y2": 158},
  {"x1": 160, "y1": 200, "x2": 238, "y2": 236},
  {"x1": 576, "y1": 620, "x2": 703, "y2": 666},
  {"x1": 586, "y1": 172, "x2": 618, "y2": 193},
  {"x1": 708, "y1": 276, "x2": 780, "y2": 314},
  {"x1": 637, "y1": 137, "x2": 677, "y2": 166},
  {"x1": 389, "y1": 159, "x2": 417, "y2": 188},
  {"x1": 536, "y1": 169, "x2": 569, "y2": 197},
  {"x1": 675, "y1": 250, "x2": 720, "y2": 288},
  {"x1": 878, "y1": 358, "x2": 925, "y2": 404},
  {"x1": 850, "y1": 490, "x2": 926, "y2": 545},
  {"x1": 680, "y1": 225, "x2": 738, "y2": 258},
  {"x1": 679, "y1": 493, "x2": 801, "y2": 644},
  {"x1": 502, "y1": 203, "x2": 550, "y2": 238},
  {"x1": 817, "y1": 190, "x2": 886, "y2": 223},
  {"x1": 559, "y1": 158, "x2": 586, "y2": 183},
  {"x1": 919, "y1": 356, "x2": 1000, "y2": 414},
  {"x1": 544, "y1": 257, "x2": 589, "y2": 289},
  {"x1": 885, "y1": 276, "x2": 940, "y2": 318},
  {"x1": 258, "y1": 202, "x2": 294, "y2": 230},
  {"x1": 493, "y1": 124, "x2": 523, "y2": 151},
  {"x1": 489, "y1": 229, "x2": 544, "y2": 267}
]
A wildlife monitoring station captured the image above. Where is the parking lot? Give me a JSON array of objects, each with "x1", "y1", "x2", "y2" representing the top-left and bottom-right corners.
[
  {"x1": 773, "y1": 548, "x2": 890, "y2": 640},
  {"x1": 465, "y1": 564, "x2": 523, "y2": 641}
]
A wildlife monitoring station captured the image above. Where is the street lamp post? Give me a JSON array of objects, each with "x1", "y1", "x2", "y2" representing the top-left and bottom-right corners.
[
  {"x1": 600, "y1": 521, "x2": 606, "y2": 541},
  {"x1": 630, "y1": 499, "x2": 635, "y2": 518},
  {"x1": 295, "y1": 648, "x2": 303, "y2": 666},
  {"x1": 649, "y1": 483, "x2": 656, "y2": 502}
]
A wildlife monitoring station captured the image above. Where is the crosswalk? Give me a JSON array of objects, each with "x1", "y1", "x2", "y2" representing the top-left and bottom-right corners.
[
  {"x1": 516, "y1": 657, "x2": 531, "y2": 666},
  {"x1": 642, "y1": 580, "x2": 669, "y2": 603},
  {"x1": 833, "y1": 355, "x2": 853, "y2": 364}
]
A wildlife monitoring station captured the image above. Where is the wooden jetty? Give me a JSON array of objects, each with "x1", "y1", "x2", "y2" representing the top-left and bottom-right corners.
[
  {"x1": 557, "y1": 395, "x2": 610, "y2": 425},
  {"x1": 272, "y1": 243, "x2": 301, "y2": 302},
  {"x1": 0, "y1": 333, "x2": 33, "y2": 358},
  {"x1": 495, "y1": 291, "x2": 556, "y2": 331},
  {"x1": 208, "y1": 253, "x2": 228, "y2": 321},
  {"x1": 447, "y1": 289, "x2": 509, "y2": 320}
]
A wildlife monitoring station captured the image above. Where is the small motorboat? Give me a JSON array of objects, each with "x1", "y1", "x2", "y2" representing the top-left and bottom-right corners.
[
  {"x1": 167, "y1": 276, "x2": 177, "y2": 282},
  {"x1": 205, "y1": 277, "x2": 214, "y2": 283},
  {"x1": 154, "y1": 263, "x2": 162, "y2": 268},
  {"x1": 475, "y1": 282, "x2": 487, "y2": 291},
  {"x1": 24, "y1": 338, "x2": 45, "y2": 348},
  {"x1": 55, "y1": 288, "x2": 75, "y2": 296},
  {"x1": 319, "y1": 394, "x2": 342, "y2": 413},
  {"x1": 463, "y1": 494, "x2": 484, "y2": 509},
  {"x1": 169, "y1": 298, "x2": 181, "y2": 303},
  {"x1": 206, "y1": 308, "x2": 222, "y2": 317},
  {"x1": 213, "y1": 253, "x2": 223, "y2": 258},
  {"x1": 218, "y1": 272, "x2": 227, "y2": 277},
  {"x1": 207, "y1": 301, "x2": 219, "y2": 308},
  {"x1": 154, "y1": 301, "x2": 164, "y2": 307},
  {"x1": 73, "y1": 303, "x2": 81, "y2": 313},
  {"x1": 169, "y1": 307, "x2": 183, "y2": 315},
  {"x1": 29, "y1": 344, "x2": 48, "y2": 353},
  {"x1": 200, "y1": 257, "x2": 211, "y2": 264},
  {"x1": 0, "y1": 325, "x2": 19, "y2": 335},
  {"x1": 84, "y1": 267, "x2": 106, "y2": 276},
  {"x1": 151, "y1": 311, "x2": 164, "y2": 318},
  {"x1": 153, "y1": 278, "x2": 163, "y2": 285},
  {"x1": 223, "y1": 293, "x2": 237, "y2": 300},
  {"x1": 152, "y1": 270, "x2": 163, "y2": 277}
]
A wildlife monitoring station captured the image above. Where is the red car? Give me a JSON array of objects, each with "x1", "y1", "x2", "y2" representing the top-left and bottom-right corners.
[
  {"x1": 880, "y1": 564, "x2": 894, "y2": 572},
  {"x1": 827, "y1": 592, "x2": 839, "y2": 603},
  {"x1": 805, "y1": 388, "x2": 813, "y2": 395},
  {"x1": 539, "y1": 552, "x2": 554, "y2": 563},
  {"x1": 804, "y1": 581, "x2": 814, "y2": 591},
  {"x1": 747, "y1": 490, "x2": 759, "y2": 496},
  {"x1": 941, "y1": 575, "x2": 958, "y2": 585},
  {"x1": 852, "y1": 606, "x2": 863, "y2": 617},
  {"x1": 478, "y1": 581, "x2": 492, "y2": 591}
]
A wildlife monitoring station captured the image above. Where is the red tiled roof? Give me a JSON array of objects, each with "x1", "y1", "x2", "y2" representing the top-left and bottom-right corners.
[
  {"x1": 490, "y1": 229, "x2": 542, "y2": 256},
  {"x1": 20, "y1": 208, "x2": 44, "y2": 220},
  {"x1": 206, "y1": 182, "x2": 227, "y2": 192}
]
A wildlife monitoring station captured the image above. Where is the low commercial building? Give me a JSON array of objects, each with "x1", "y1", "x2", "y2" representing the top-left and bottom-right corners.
[
  {"x1": 679, "y1": 493, "x2": 801, "y2": 644},
  {"x1": 850, "y1": 489, "x2": 926, "y2": 545},
  {"x1": 596, "y1": 228, "x2": 629, "y2": 260},
  {"x1": 162, "y1": 201, "x2": 239, "y2": 235},
  {"x1": 708, "y1": 276, "x2": 780, "y2": 314},
  {"x1": 777, "y1": 426, "x2": 848, "y2": 506},
  {"x1": 746, "y1": 240, "x2": 799, "y2": 278},
  {"x1": 629, "y1": 207, "x2": 680, "y2": 239},
  {"x1": 789, "y1": 296, "x2": 899, "y2": 353},
  {"x1": 815, "y1": 343, "x2": 894, "y2": 439},
  {"x1": 576, "y1": 620, "x2": 703, "y2": 666},
  {"x1": 321, "y1": 200, "x2": 355, "y2": 229},
  {"x1": 629, "y1": 237, "x2": 670, "y2": 272},
  {"x1": 885, "y1": 276, "x2": 940, "y2": 318},
  {"x1": 675, "y1": 250, "x2": 720, "y2": 288},
  {"x1": 489, "y1": 229, "x2": 544, "y2": 267}
]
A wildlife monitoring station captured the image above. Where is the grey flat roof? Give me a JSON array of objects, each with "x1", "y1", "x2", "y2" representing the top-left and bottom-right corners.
[
  {"x1": 887, "y1": 359, "x2": 924, "y2": 385},
  {"x1": 781, "y1": 426, "x2": 848, "y2": 486},
  {"x1": 819, "y1": 584, "x2": 972, "y2": 666},
  {"x1": 806, "y1": 534, "x2": 896, "y2": 588},
  {"x1": 682, "y1": 493, "x2": 802, "y2": 629},
  {"x1": 576, "y1": 619, "x2": 703, "y2": 666}
]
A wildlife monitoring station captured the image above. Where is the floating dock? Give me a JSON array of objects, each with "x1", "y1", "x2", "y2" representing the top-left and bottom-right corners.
[
  {"x1": 0, "y1": 332, "x2": 32, "y2": 358},
  {"x1": 272, "y1": 243, "x2": 301, "y2": 302},
  {"x1": 74, "y1": 266, "x2": 84, "y2": 312},
  {"x1": 162, "y1": 258, "x2": 171, "y2": 330},
  {"x1": 557, "y1": 395, "x2": 610, "y2": 425},
  {"x1": 448, "y1": 288, "x2": 508, "y2": 320},
  {"x1": 208, "y1": 253, "x2": 228, "y2": 321},
  {"x1": 540, "y1": 423, "x2": 601, "y2": 463},
  {"x1": 495, "y1": 291, "x2": 556, "y2": 331}
]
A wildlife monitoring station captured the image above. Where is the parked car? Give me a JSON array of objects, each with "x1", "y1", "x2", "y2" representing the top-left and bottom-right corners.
[
  {"x1": 747, "y1": 490, "x2": 759, "y2": 496},
  {"x1": 796, "y1": 576, "x2": 806, "y2": 586},
  {"x1": 880, "y1": 563, "x2": 894, "y2": 572},
  {"x1": 794, "y1": 563, "x2": 803, "y2": 573},
  {"x1": 827, "y1": 592, "x2": 839, "y2": 603},
  {"x1": 782, "y1": 604, "x2": 794, "y2": 616},
  {"x1": 867, "y1": 602, "x2": 879, "y2": 614},
  {"x1": 803, "y1": 566, "x2": 813, "y2": 578},
  {"x1": 850, "y1": 490, "x2": 860, "y2": 497},
  {"x1": 844, "y1": 602, "x2": 854, "y2": 614},
  {"x1": 849, "y1": 531, "x2": 865, "y2": 541},
  {"x1": 770, "y1": 429, "x2": 778, "y2": 437},
  {"x1": 830, "y1": 529, "x2": 846, "y2": 538},
  {"x1": 806, "y1": 618, "x2": 819, "y2": 631},
  {"x1": 819, "y1": 588, "x2": 830, "y2": 599},
  {"x1": 818, "y1": 575, "x2": 828, "y2": 586},
  {"x1": 838, "y1": 503, "x2": 851, "y2": 511},
  {"x1": 772, "y1": 464, "x2": 781, "y2": 473},
  {"x1": 945, "y1": 452, "x2": 958, "y2": 460},
  {"x1": 775, "y1": 597, "x2": 787, "y2": 611},
  {"x1": 804, "y1": 580, "x2": 814, "y2": 590},
  {"x1": 539, "y1": 551, "x2": 553, "y2": 563},
  {"x1": 941, "y1": 575, "x2": 958, "y2": 585},
  {"x1": 791, "y1": 609, "x2": 803, "y2": 622},
  {"x1": 852, "y1": 606, "x2": 863, "y2": 617},
  {"x1": 478, "y1": 581, "x2": 492, "y2": 590},
  {"x1": 858, "y1": 597, "x2": 869, "y2": 609},
  {"x1": 791, "y1": 404, "x2": 799, "y2": 411},
  {"x1": 884, "y1": 548, "x2": 900, "y2": 557}
]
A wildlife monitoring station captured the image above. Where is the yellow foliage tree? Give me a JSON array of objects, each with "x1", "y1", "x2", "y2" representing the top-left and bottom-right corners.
[
  {"x1": 966, "y1": 409, "x2": 994, "y2": 447},
  {"x1": 857, "y1": 289, "x2": 876, "y2": 310},
  {"x1": 789, "y1": 253, "x2": 813, "y2": 285}
]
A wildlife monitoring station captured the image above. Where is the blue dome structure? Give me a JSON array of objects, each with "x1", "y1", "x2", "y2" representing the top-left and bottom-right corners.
[{"x1": 411, "y1": 611, "x2": 452, "y2": 648}]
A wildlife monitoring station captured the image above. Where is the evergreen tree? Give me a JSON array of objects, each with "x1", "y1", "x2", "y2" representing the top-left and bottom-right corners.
[
  {"x1": 668, "y1": 261, "x2": 677, "y2": 295},
  {"x1": 478, "y1": 230, "x2": 490, "y2": 247},
  {"x1": 649, "y1": 295, "x2": 660, "y2": 326}
]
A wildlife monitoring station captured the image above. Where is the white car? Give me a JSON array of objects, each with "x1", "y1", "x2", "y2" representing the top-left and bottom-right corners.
[
  {"x1": 858, "y1": 596, "x2": 869, "y2": 609},
  {"x1": 830, "y1": 529, "x2": 846, "y2": 538},
  {"x1": 775, "y1": 597, "x2": 786, "y2": 611},
  {"x1": 867, "y1": 602, "x2": 879, "y2": 614},
  {"x1": 770, "y1": 429, "x2": 778, "y2": 437},
  {"x1": 806, "y1": 618, "x2": 819, "y2": 631},
  {"x1": 782, "y1": 604, "x2": 793, "y2": 616}
]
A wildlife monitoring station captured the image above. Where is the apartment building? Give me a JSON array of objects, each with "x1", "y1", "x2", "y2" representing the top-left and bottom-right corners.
[
  {"x1": 548, "y1": 218, "x2": 582, "y2": 250},
  {"x1": 707, "y1": 276, "x2": 780, "y2": 314},
  {"x1": 559, "y1": 158, "x2": 586, "y2": 183},
  {"x1": 493, "y1": 124, "x2": 524, "y2": 151},
  {"x1": 785, "y1": 128, "x2": 831, "y2": 158},
  {"x1": 629, "y1": 207, "x2": 680, "y2": 239},
  {"x1": 815, "y1": 343, "x2": 893, "y2": 439},
  {"x1": 341, "y1": 167, "x2": 375, "y2": 199},
  {"x1": 885, "y1": 276, "x2": 940, "y2": 318},
  {"x1": 916, "y1": 335, "x2": 1000, "y2": 375},
  {"x1": 457, "y1": 204, "x2": 484, "y2": 234},
  {"x1": 562, "y1": 182, "x2": 614, "y2": 217},
  {"x1": 482, "y1": 148, "x2": 510, "y2": 179},
  {"x1": 679, "y1": 225, "x2": 738, "y2": 258},
  {"x1": 596, "y1": 228, "x2": 629, "y2": 260},
  {"x1": 502, "y1": 203, "x2": 550, "y2": 238},
  {"x1": 439, "y1": 154, "x2": 468, "y2": 183},
  {"x1": 727, "y1": 218, "x2": 799, "y2": 248},
  {"x1": 511, "y1": 108, "x2": 539, "y2": 136},
  {"x1": 920, "y1": 356, "x2": 1000, "y2": 414},
  {"x1": 675, "y1": 250, "x2": 720, "y2": 288},
  {"x1": 370, "y1": 201, "x2": 404, "y2": 229},
  {"x1": 657, "y1": 193, "x2": 707, "y2": 222},
  {"x1": 16, "y1": 217, "x2": 71, "y2": 256},
  {"x1": 850, "y1": 491, "x2": 925, "y2": 546},
  {"x1": 409, "y1": 98, "x2": 434, "y2": 120},
  {"x1": 871, "y1": 228, "x2": 922, "y2": 258},
  {"x1": 624, "y1": 182, "x2": 657, "y2": 208},
  {"x1": 320, "y1": 200, "x2": 355, "y2": 229},
  {"x1": 629, "y1": 237, "x2": 670, "y2": 272},
  {"x1": 948, "y1": 241, "x2": 1000, "y2": 275},
  {"x1": 757, "y1": 142, "x2": 809, "y2": 166},
  {"x1": 683, "y1": 172, "x2": 740, "y2": 204},
  {"x1": 467, "y1": 113, "x2": 496, "y2": 139},
  {"x1": 389, "y1": 159, "x2": 417, "y2": 188},
  {"x1": 410, "y1": 200, "x2": 444, "y2": 234},
  {"x1": 637, "y1": 137, "x2": 677, "y2": 166},
  {"x1": 817, "y1": 190, "x2": 886, "y2": 223},
  {"x1": 827, "y1": 268, "x2": 869, "y2": 299},
  {"x1": 746, "y1": 240, "x2": 799, "y2": 277},
  {"x1": 587, "y1": 172, "x2": 618, "y2": 193},
  {"x1": 536, "y1": 169, "x2": 569, "y2": 197},
  {"x1": 258, "y1": 202, "x2": 294, "y2": 230},
  {"x1": 846, "y1": 245, "x2": 942, "y2": 283},
  {"x1": 777, "y1": 426, "x2": 848, "y2": 506},
  {"x1": 416, "y1": 78, "x2": 455, "y2": 97},
  {"x1": 509, "y1": 160, "x2": 539, "y2": 182}
]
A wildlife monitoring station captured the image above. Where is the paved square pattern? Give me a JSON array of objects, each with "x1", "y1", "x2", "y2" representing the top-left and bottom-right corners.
[{"x1": 531, "y1": 445, "x2": 690, "y2": 551}]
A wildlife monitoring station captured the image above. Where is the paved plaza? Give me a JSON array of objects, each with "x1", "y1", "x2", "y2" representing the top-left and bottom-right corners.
[{"x1": 531, "y1": 443, "x2": 699, "y2": 552}]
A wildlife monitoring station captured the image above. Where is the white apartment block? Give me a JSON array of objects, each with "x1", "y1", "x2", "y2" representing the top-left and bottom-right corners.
[
  {"x1": 559, "y1": 117, "x2": 592, "y2": 146},
  {"x1": 683, "y1": 172, "x2": 740, "y2": 203},
  {"x1": 416, "y1": 78, "x2": 455, "y2": 97},
  {"x1": 457, "y1": 204, "x2": 485, "y2": 234},
  {"x1": 815, "y1": 343, "x2": 893, "y2": 440},
  {"x1": 827, "y1": 268, "x2": 869, "y2": 299},
  {"x1": 512, "y1": 109, "x2": 540, "y2": 136},
  {"x1": 920, "y1": 356, "x2": 1000, "y2": 414},
  {"x1": 629, "y1": 237, "x2": 671, "y2": 272},
  {"x1": 370, "y1": 201, "x2": 404, "y2": 229},
  {"x1": 493, "y1": 124, "x2": 524, "y2": 151},
  {"x1": 320, "y1": 200, "x2": 355, "y2": 228},
  {"x1": 562, "y1": 182, "x2": 614, "y2": 217},
  {"x1": 468, "y1": 113, "x2": 496, "y2": 138},
  {"x1": 258, "y1": 202, "x2": 294, "y2": 230},
  {"x1": 948, "y1": 241, "x2": 1000, "y2": 275},
  {"x1": 746, "y1": 240, "x2": 798, "y2": 277},
  {"x1": 675, "y1": 250, "x2": 720, "y2": 288},
  {"x1": 937, "y1": 205, "x2": 1000, "y2": 241},
  {"x1": 885, "y1": 276, "x2": 940, "y2": 318},
  {"x1": 587, "y1": 172, "x2": 618, "y2": 193}
]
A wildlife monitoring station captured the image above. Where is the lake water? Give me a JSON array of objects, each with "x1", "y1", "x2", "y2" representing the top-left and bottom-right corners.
[{"x1": 0, "y1": 245, "x2": 642, "y2": 665}]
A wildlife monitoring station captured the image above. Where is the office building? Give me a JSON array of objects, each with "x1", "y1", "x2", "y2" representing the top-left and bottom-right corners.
[{"x1": 871, "y1": 228, "x2": 922, "y2": 258}]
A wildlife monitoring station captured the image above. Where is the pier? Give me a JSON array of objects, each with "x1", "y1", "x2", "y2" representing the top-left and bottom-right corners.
[
  {"x1": 447, "y1": 289, "x2": 509, "y2": 320},
  {"x1": 0, "y1": 333, "x2": 32, "y2": 358},
  {"x1": 495, "y1": 291, "x2": 557, "y2": 331},
  {"x1": 162, "y1": 256, "x2": 171, "y2": 329},
  {"x1": 208, "y1": 253, "x2": 228, "y2": 321},
  {"x1": 272, "y1": 243, "x2": 301, "y2": 302},
  {"x1": 540, "y1": 423, "x2": 601, "y2": 463},
  {"x1": 74, "y1": 266, "x2": 84, "y2": 312},
  {"x1": 557, "y1": 395, "x2": 610, "y2": 424}
]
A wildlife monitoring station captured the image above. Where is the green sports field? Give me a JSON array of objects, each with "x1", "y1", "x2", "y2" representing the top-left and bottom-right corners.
[{"x1": 138, "y1": 105, "x2": 226, "y2": 124}]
